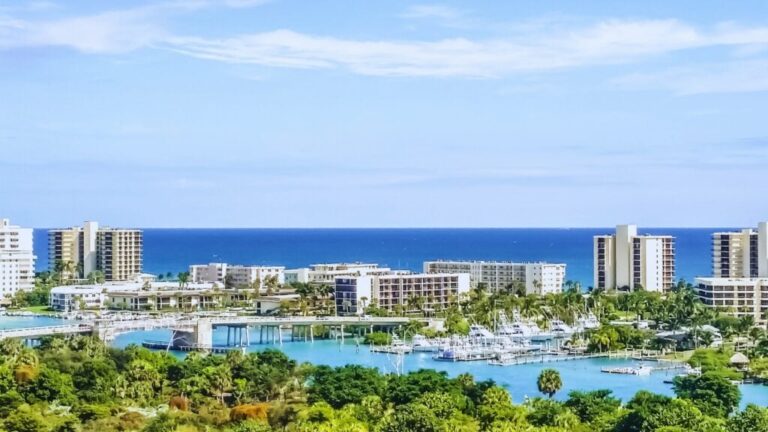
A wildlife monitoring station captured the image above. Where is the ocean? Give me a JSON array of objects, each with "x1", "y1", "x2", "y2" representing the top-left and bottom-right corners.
[{"x1": 33, "y1": 228, "x2": 723, "y2": 287}]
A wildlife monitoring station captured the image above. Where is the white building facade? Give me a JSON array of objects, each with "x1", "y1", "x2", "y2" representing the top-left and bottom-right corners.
[
  {"x1": 189, "y1": 263, "x2": 285, "y2": 288},
  {"x1": 423, "y1": 260, "x2": 565, "y2": 294},
  {"x1": 0, "y1": 219, "x2": 36, "y2": 298},
  {"x1": 695, "y1": 222, "x2": 768, "y2": 324},
  {"x1": 594, "y1": 224, "x2": 675, "y2": 292},
  {"x1": 286, "y1": 263, "x2": 394, "y2": 285},
  {"x1": 695, "y1": 277, "x2": 768, "y2": 325},
  {"x1": 335, "y1": 272, "x2": 470, "y2": 315}
]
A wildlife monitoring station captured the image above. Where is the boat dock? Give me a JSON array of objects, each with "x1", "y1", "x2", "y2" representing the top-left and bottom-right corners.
[{"x1": 142, "y1": 340, "x2": 245, "y2": 354}]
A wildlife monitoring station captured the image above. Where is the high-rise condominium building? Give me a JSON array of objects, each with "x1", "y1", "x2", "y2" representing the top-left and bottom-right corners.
[
  {"x1": 695, "y1": 222, "x2": 768, "y2": 325},
  {"x1": 49, "y1": 221, "x2": 142, "y2": 281},
  {"x1": 0, "y1": 219, "x2": 36, "y2": 298},
  {"x1": 423, "y1": 260, "x2": 566, "y2": 294},
  {"x1": 712, "y1": 222, "x2": 768, "y2": 278},
  {"x1": 594, "y1": 224, "x2": 675, "y2": 292}
]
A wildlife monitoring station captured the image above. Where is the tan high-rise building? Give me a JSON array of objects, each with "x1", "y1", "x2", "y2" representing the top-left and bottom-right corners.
[
  {"x1": 594, "y1": 224, "x2": 675, "y2": 292},
  {"x1": 49, "y1": 221, "x2": 142, "y2": 281},
  {"x1": 712, "y1": 222, "x2": 768, "y2": 278},
  {"x1": 695, "y1": 222, "x2": 768, "y2": 325}
]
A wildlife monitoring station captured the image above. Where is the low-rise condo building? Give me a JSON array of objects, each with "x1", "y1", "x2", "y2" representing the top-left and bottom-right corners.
[
  {"x1": 423, "y1": 260, "x2": 565, "y2": 294},
  {"x1": 49, "y1": 221, "x2": 142, "y2": 281},
  {"x1": 335, "y1": 272, "x2": 470, "y2": 315},
  {"x1": 285, "y1": 263, "x2": 395, "y2": 285},
  {"x1": 594, "y1": 224, "x2": 675, "y2": 292},
  {"x1": 695, "y1": 277, "x2": 768, "y2": 325},
  {"x1": 189, "y1": 263, "x2": 285, "y2": 288},
  {"x1": 0, "y1": 219, "x2": 36, "y2": 298},
  {"x1": 48, "y1": 277, "x2": 300, "y2": 313}
]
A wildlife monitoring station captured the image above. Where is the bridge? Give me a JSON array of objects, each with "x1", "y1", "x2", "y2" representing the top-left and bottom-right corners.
[
  {"x1": 0, "y1": 315, "x2": 415, "y2": 350},
  {"x1": 0, "y1": 324, "x2": 93, "y2": 341}
]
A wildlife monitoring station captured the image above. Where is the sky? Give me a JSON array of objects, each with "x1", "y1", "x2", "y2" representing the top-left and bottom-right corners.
[{"x1": 1, "y1": 0, "x2": 767, "y2": 228}]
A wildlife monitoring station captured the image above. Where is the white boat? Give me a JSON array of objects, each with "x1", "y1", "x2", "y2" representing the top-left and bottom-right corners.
[
  {"x1": 550, "y1": 320, "x2": 574, "y2": 337},
  {"x1": 601, "y1": 365, "x2": 653, "y2": 376},
  {"x1": 371, "y1": 336, "x2": 413, "y2": 354},
  {"x1": 469, "y1": 324, "x2": 507, "y2": 344},
  {"x1": 411, "y1": 334, "x2": 440, "y2": 352},
  {"x1": 576, "y1": 313, "x2": 600, "y2": 331}
]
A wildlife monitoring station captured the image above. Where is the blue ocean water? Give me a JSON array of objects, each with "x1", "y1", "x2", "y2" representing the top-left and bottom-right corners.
[{"x1": 34, "y1": 228, "x2": 722, "y2": 286}]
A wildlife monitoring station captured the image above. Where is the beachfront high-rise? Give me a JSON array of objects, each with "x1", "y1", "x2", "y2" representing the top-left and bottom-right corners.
[
  {"x1": 712, "y1": 222, "x2": 768, "y2": 278},
  {"x1": 593, "y1": 224, "x2": 675, "y2": 292},
  {"x1": 49, "y1": 221, "x2": 142, "y2": 281},
  {"x1": 0, "y1": 219, "x2": 36, "y2": 298},
  {"x1": 695, "y1": 222, "x2": 768, "y2": 325},
  {"x1": 423, "y1": 260, "x2": 565, "y2": 294}
]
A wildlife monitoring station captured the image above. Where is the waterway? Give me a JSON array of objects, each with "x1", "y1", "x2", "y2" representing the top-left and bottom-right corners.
[{"x1": 4, "y1": 316, "x2": 767, "y2": 406}]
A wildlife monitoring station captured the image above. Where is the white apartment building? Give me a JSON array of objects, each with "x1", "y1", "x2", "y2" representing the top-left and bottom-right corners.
[
  {"x1": 189, "y1": 263, "x2": 285, "y2": 288},
  {"x1": 594, "y1": 224, "x2": 675, "y2": 292},
  {"x1": 286, "y1": 263, "x2": 394, "y2": 285},
  {"x1": 49, "y1": 221, "x2": 142, "y2": 281},
  {"x1": 423, "y1": 260, "x2": 566, "y2": 294},
  {"x1": 712, "y1": 222, "x2": 768, "y2": 278},
  {"x1": 335, "y1": 272, "x2": 470, "y2": 315},
  {"x1": 0, "y1": 219, "x2": 36, "y2": 298},
  {"x1": 694, "y1": 222, "x2": 768, "y2": 324},
  {"x1": 695, "y1": 277, "x2": 768, "y2": 325},
  {"x1": 50, "y1": 280, "x2": 225, "y2": 311}
]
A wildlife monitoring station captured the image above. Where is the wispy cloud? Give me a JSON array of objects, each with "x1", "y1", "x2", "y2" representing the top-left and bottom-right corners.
[
  {"x1": 0, "y1": 0, "x2": 269, "y2": 53},
  {"x1": 614, "y1": 59, "x2": 768, "y2": 95},
  {"x1": 163, "y1": 20, "x2": 768, "y2": 77},
  {"x1": 3, "y1": 5, "x2": 768, "y2": 81}
]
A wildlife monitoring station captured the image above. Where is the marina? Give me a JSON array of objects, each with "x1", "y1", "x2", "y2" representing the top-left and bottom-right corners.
[{"x1": 2, "y1": 314, "x2": 768, "y2": 407}]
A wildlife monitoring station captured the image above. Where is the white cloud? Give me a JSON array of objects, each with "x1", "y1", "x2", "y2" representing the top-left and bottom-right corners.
[
  {"x1": 614, "y1": 60, "x2": 768, "y2": 95},
  {"x1": 0, "y1": 0, "x2": 269, "y2": 53},
  {"x1": 3, "y1": 5, "x2": 768, "y2": 83},
  {"x1": 164, "y1": 20, "x2": 768, "y2": 77}
]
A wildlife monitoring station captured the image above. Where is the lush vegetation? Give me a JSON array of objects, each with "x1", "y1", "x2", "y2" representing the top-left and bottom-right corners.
[{"x1": 0, "y1": 335, "x2": 766, "y2": 432}]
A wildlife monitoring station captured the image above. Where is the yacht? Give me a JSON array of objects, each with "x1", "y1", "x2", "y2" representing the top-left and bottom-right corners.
[
  {"x1": 550, "y1": 319, "x2": 574, "y2": 337},
  {"x1": 411, "y1": 334, "x2": 440, "y2": 352},
  {"x1": 576, "y1": 313, "x2": 600, "y2": 331},
  {"x1": 495, "y1": 311, "x2": 533, "y2": 339}
]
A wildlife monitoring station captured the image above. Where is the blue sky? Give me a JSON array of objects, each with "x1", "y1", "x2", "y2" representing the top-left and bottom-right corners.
[{"x1": 1, "y1": 0, "x2": 767, "y2": 228}]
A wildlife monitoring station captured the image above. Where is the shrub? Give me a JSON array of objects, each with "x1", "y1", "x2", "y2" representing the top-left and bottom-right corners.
[
  {"x1": 170, "y1": 396, "x2": 190, "y2": 411},
  {"x1": 230, "y1": 404, "x2": 270, "y2": 422}
]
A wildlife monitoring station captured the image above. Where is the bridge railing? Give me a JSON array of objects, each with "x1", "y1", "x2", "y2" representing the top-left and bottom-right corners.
[{"x1": 0, "y1": 324, "x2": 93, "y2": 338}]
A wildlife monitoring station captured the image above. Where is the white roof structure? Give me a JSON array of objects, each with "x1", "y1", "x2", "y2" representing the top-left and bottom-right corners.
[{"x1": 730, "y1": 352, "x2": 750, "y2": 365}]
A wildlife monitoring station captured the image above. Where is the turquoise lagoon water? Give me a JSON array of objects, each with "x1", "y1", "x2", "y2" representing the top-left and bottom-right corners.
[
  {"x1": 5, "y1": 316, "x2": 768, "y2": 406},
  {"x1": 0, "y1": 315, "x2": 69, "y2": 329},
  {"x1": 112, "y1": 326, "x2": 768, "y2": 407}
]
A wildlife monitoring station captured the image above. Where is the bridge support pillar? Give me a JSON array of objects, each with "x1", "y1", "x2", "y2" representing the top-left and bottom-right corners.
[{"x1": 195, "y1": 319, "x2": 213, "y2": 347}]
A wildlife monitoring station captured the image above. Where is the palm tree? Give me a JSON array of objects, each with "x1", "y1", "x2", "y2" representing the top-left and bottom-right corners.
[
  {"x1": 177, "y1": 272, "x2": 190, "y2": 290},
  {"x1": 520, "y1": 295, "x2": 543, "y2": 320},
  {"x1": 537, "y1": 369, "x2": 562, "y2": 398}
]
